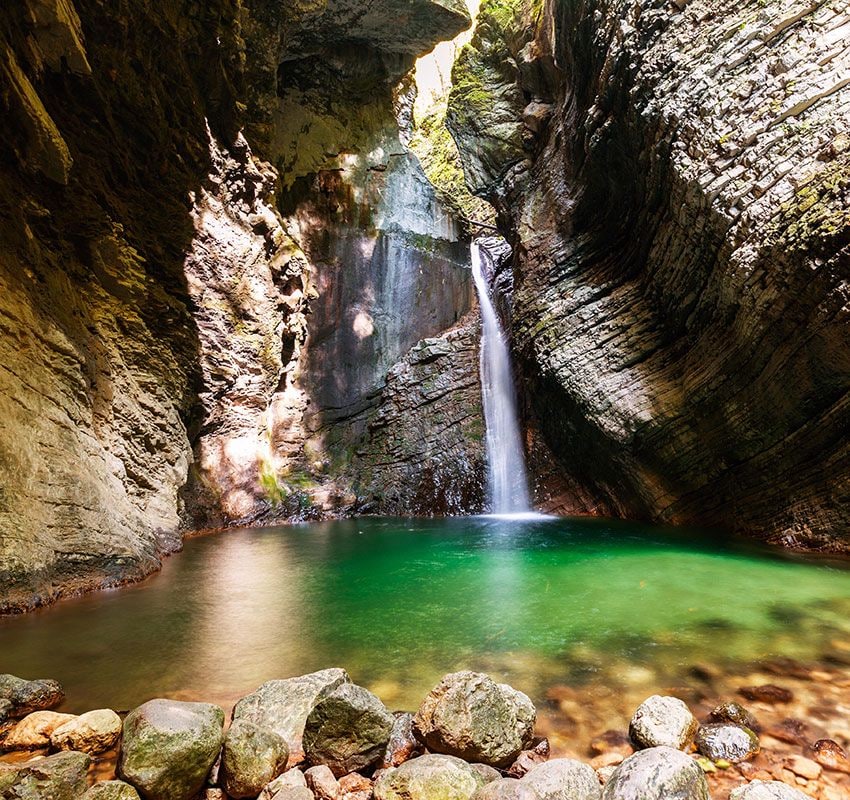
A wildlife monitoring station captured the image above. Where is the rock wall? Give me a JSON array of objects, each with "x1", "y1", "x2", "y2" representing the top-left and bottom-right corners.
[
  {"x1": 0, "y1": 0, "x2": 480, "y2": 610},
  {"x1": 449, "y1": 0, "x2": 850, "y2": 545}
]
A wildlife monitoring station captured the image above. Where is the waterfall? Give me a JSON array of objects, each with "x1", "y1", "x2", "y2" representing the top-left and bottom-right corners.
[{"x1": 471, "y1": 241, "x2": 532, "y2": 515}]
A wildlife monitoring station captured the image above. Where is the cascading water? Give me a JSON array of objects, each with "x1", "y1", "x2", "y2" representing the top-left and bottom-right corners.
[{"x1": 471, "y1": 241, "x2": 532, "y2": 515}]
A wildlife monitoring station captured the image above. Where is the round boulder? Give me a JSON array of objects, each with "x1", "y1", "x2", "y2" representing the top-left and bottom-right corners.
[
  {"x1": 232, "y1": 669, "x2": 350, "y2": 763},
  {"x1": 695, "y1": 723, "x2": 759, "y2": 763},
  {"x1": 374, "y1": 754, "x2": 487, "y2": 800},
  {"x1": 221, "y1": 719, "x2": 289, "y2": 798},
  {"x1": 628, "y1": 696, "x2": 697, "y2": 751},
  {"x1": 601, "y1": 747, "x2": 709, "y2": 800},
  {"x1": 472, "y1": 778, "x2": 536, "y2": 800},
  {"x1": 522, "y1": 758, "x2": 602, "y2": 800},
  {"x1": 82, "y1": 780, "x2": 143, "y2": 799},
  {"x1": 303, "y1": 683, "x2": 394, "y2": 777},
  {"x1": 118, "y1": 699, "x2": 225, "y2": 800},
  {"x1": 414, "y1": 672, "x2": 536, "y2": 768},
  {"x1": 708, "y1": 702, "x2": 758, "y2": 730},
  {"x1": 729, "y1": 781, "x2": 811, "y2": 800},
  {"x1": 51, "y1": 709, "x2": 122, "y2": 754}
]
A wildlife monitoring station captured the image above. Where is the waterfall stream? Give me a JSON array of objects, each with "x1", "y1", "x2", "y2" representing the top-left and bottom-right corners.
[{"x1": 471, "y1": 241, "x2": 532, "y2": 515}]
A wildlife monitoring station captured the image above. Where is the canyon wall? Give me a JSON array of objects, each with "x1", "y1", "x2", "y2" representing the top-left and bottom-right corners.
[
  {"x1": 449, "y1": 0, "x2": 850, "y2": 546},
  {"x1": 0, "y1": 0, "x2": 480, "y2": 611}
]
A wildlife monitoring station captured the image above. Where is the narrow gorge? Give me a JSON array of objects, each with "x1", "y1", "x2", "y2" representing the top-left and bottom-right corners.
[{"x1": 0, "y1": 2, "x2": 849, "y2": 798}]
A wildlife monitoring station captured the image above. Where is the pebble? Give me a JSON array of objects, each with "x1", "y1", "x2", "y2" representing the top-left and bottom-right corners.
[
  {"x1": 738, "y1": 685, "x2": 794, "y2": 704},
  {"x1": 782, "y1": 755, "x2": 821, "y2": 780}
]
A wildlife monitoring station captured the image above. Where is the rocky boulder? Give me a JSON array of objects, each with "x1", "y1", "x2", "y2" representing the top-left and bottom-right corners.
[
  {"x1": 729, "y1": 781, "x2": 812, "y2": 800},
  {"x1": 1, "y1": 710, "x2": 77, "y2": 750},
  {"x1": 0, "y1": 750, "x2": 90, "y2": 799},
  {"x1": 695, "y1": 723, "x2": 759, "y2": 763},
  {"x1": 304, "y1": 764, "x2": 340, "y2": 800},
  {"x1": 82, "y1": 781, "x2": 143, "y2": 800},
  {"x1": 0, "y1": 675, "x2": 65, "y2": 717},
  {"x1": 374, "y1": 754, "x2": 487, "y2": 800},
  {"x1": 382, "y1": 711, "x2": 424, "y2": 768},
  {"x1": 51, "y1": 708, "x2": 122, "y2": 754},
  {"x1": 472, "y1": 778, "x2": 536, "y2": 800},
  {"x1": 118, "y1": 699, "x2": 224, "y2": 800},
  {"x1": 221, "y1": 719, "x2": 289, "y2": 799},
  {"x1": 707, "y1": 702, "x2": 758, "y2": 730},
  {"x1": 521, "y1": 758, "x2": 602, "y2": 800},
  {"x1": 414, "y1": 672, "x2": 536, "y2": 768},
  {"x1": 629, "y1": 696, "x2": 697, "y2": 751},
  {"x1": 303, "y1": 683, "x2": 394, "y2": 776},
  {"x1": 233, "y1": 669, "x2": 350, "y2": 762},
  {"x1": 601, "y1": 747, "x2": 709, "y2": 800}
]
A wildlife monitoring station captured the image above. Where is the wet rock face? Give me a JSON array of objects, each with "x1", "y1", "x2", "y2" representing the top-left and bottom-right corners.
[
  {"x1": 450, "y1": 0, "x2": 850, "y2": 545},
  {"x1": 0, "y1": 0, "x2": 477, "y2": 608},
  {"x1": 349, "y1": 314, "x2": 486, "y2": 516}
]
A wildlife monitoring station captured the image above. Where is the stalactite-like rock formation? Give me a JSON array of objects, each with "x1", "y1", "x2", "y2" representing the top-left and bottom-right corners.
[{"x1": 449, "y1": 0, "x2": 850, "y2": 546}]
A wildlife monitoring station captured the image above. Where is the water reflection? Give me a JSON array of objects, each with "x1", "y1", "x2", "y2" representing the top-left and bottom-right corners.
[{"x1": 1, "y1": 517, "x2": 849, "y2": 715}]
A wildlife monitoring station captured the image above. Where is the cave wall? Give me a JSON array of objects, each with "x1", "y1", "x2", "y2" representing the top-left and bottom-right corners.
[
  {"x1": 0, "y1": 0, "x2": 481, "y2": 610},
  {"x1": 449, "y1": 0, "x2": 850, "y2": 546}
]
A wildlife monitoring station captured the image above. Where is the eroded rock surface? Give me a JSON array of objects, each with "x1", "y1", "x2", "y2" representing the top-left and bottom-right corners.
[{"x1": 449, "y1": 0, "x2": 850, "y2": 544}]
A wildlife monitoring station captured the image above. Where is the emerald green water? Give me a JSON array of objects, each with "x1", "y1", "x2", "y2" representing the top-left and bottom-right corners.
[{"x1": 2, "y1": 516, "x2": 850, "y2": 715}]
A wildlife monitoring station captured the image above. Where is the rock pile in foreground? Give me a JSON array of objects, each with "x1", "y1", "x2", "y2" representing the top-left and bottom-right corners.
[{"x1": 0, "y1": 670, "x2": 832, "y2": 800}]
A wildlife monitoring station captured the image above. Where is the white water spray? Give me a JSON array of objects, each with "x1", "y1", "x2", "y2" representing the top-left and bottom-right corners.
[{"x1": 471, "y1": 241, "x2": 532, "y2": 515}]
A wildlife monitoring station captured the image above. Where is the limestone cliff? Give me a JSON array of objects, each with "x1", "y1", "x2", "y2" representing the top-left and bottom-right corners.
[
  {"x1": 0, "y1": 0, "x2": 477, "y2": 611},
  {"x1": 449, "y1": 0, "x2": 850, "y2": 546}
]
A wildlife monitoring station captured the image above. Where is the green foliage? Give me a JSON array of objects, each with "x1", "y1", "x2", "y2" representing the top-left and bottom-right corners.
[{"x1": 409, "y1": 101, "x2": 494, "y2": 223}]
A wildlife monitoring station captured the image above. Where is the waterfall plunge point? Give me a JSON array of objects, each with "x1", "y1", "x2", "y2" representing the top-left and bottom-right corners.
[{"x1": 471, "y1": 241, "x2": 534, "y2": 516}]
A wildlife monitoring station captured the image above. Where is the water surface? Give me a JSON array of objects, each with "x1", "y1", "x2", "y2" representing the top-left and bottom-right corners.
[{"x1": 2, "y1": 516, "x2": 850, "y2": 716}]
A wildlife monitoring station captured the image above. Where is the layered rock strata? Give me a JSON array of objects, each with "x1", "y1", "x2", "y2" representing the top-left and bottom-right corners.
[
  {"x1": 0, "y1": 0, "x2": 477, "y2": 610},
  {"x1": 449, "y1": 0, "x2": 850, "y2": 545}
]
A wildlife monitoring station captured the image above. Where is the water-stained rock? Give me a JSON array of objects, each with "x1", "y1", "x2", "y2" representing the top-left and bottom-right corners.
[
  {"x1": 0, "y1": 750, "x2": 90, "y2": 799},
  {"x1": 695, "y1": 723, "x2": 759, "y2": 763},
  {"x1": 51, "y1": 708, "x2": 122, "y2": 754},
  {"x1": 708, "y1": 702, "x2": 758, "y2": 731},
  {"x1": 233, "y1": 669, "x2": 350, "y2": 763},
  {"x1": 374, "y1": 754, "x2": 486, "y2": 800},
  {"x1": 729, "y1": 780, "x2": 812, "y2": 800},
  {"x1": 414, "y1": 672, "x2": 536, "y2": 768},
  {"x1": 629, "y1": 696, "x2": 697, "y2": 751},
  {"x1": 82, "y1": 781, "x2": 143, "y2": 800},
  {"x1": 382, "y1": 712, "x2": 424, "y2": 769},
  {"x1": 601, "y1": 747, "x2": 709, "y2": 800},
  {"x1": 303, "y1": 683, "x2": 394, "y2": 776},
  {"x1": 118, "y1": 699, "x2": 225, "y2": 800},
  {"x1": 0, "y1": 676, "x2": 65, "y2": 717},
  {"x1": 221, "y1": 719, "x2": 289, "y2": 799},
  {"x1": 521, "y1": 758, "x2": 602, "y2": 800}
]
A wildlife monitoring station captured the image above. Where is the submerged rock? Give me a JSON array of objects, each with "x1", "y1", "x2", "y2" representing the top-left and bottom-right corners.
[
  {"x1": 222, "y1": 719, "x2": 289, "y2": 798},
  {"x1": 695, "y1": 723, "x2": 759, "y2": 763},
  {"x1": 729, "y1": 781, "x2": 812, "y2": 800},
  {"x1": 628, "y1": 696, "x2": 697, "y2": 751},
  {"x1": 374, "y1": 754, "x2": 486, "y2": 800},
  {"x1": 414, "y1": 672, "x2": 536, "y2": 768},
  {"x1": 51, "y1": 708, "x2": 122, "y2": 754},
  {"x1": 118, "y1": 699, "x2": 224, "y2": 800},
  {"x1": 521, "y1": 758, "x2": 602, "y2": 800},
  {"x1": 233, "y1": 669, "x2": 350, "y2": 762},
  {"x1": 1, "y1": 710, "x2": 76, "y2": 750},
  {"x1": 0, "y1": 750, "x2": 90, "y2": 799},
  {"x1": 601, "y1": 747, "x2": 709, "y2": 800},
  {"x1": 738, "y1": 685, "x2": 793, "y2": 704},
  {"x1": 82, "y1": 781, "x2": 143, "y2": 800},
  {"x1": 303, "y1": 683, "x2": 394, "y2": 776}
]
